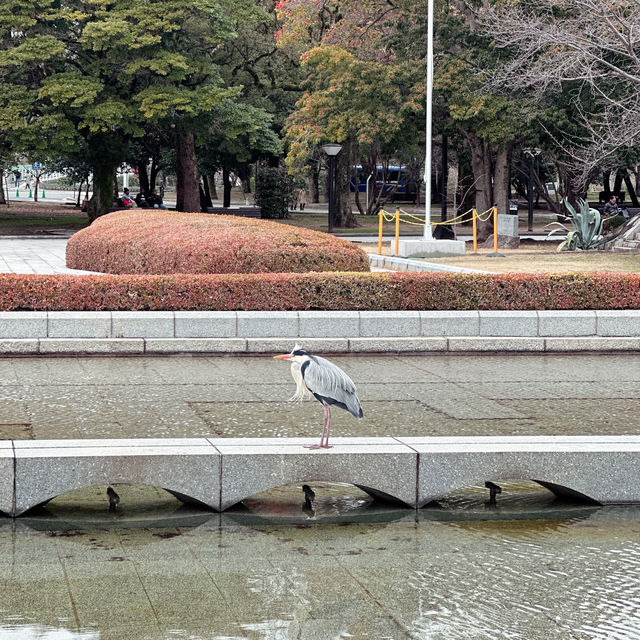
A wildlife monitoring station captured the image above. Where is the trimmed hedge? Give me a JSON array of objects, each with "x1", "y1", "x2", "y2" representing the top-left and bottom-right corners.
[
  {"x1": 66, "y1": 210, "x2": 369, "y2": 274},
  {"x1": 1, "y1": 272, "x2": 640, "y2": 311}
]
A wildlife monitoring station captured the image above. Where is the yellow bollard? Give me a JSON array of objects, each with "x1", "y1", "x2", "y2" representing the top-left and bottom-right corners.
[
  {"x1": 493, "y1": 206, "x2": 498, "y2": 254},
  {"x1": 472, "y1": 209, "x2": 478, "y2": 254},
  {"x1": 378, "y1": 209, "x2": 383, "y2": 255},
  {"x1": 395, "y1": 209, "x2": 400, "y2": 256}
]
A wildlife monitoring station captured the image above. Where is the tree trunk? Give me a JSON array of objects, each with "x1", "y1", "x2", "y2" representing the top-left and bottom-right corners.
[
  {"x1": 137, "y1": 163, "x2": 150, "y2": 194},
  {"x1": 149, "y1": 159, "x2": 159, "y2": 191},
  {"x1": 333, "y1": 138, "x2": 357, "y2": 228},
  {"x1": 176, "y1": 132, "x2": 200, "y2": 212},
  {"x1": 87, "y1": 162, "x2": 117, "y2": 221},
  {"x1": 467, "y1": 132, "x2": 493, "y2": 240},
  {"x1": 309, "y1": 162, "x2": 320, "y2": 203},
  {"x1": 622, "y1": 171, "x2": 639, "y2": 207},
  {"x1": 493, "y1": 146, "x2": 511, "y2": 216},
  {"x1": 613, "y1": 170, "x2": 624, "y2": 194},
  {"x1": 222, "y1": 165, "x2": 232, "y2": 208},
  {"x1": 456, "y1": 155, "x2": 474, "y2": 220},
  {"x1": 209, "y1": 174, "x2": 218, "y2": 200},
  {"x1": 0, "y1": 171, "x2": 6, "y2": 205},
  {"x1": 202, "y1": 175, "x2": 213, "y2": 207}
]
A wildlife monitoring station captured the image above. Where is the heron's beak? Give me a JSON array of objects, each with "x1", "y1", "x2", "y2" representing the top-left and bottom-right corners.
[{"x1": 273, "y1": 354, "x2": 291, "y2": 359}]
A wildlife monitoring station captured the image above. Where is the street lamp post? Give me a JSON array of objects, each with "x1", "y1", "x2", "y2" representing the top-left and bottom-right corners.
[
  {"x1": 524, "y1": 148, "x2": 540, "y2": 232},
  {"x1": 322, "y1": 143, "x2": 342, "y2": 233}
]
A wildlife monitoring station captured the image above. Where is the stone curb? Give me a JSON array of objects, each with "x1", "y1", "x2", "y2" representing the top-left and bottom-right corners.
[
  {"x1": 0, "y1": 310, "x2": 640, "y2": 354},
  {"x1": 367, "y1": 253, "x2": 491, "y2": 273}
]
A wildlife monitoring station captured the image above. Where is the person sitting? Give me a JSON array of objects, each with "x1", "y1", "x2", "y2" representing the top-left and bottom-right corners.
[
  {"x1": 135, "y1": 187, "x2": 150, "y2": 208},
  {"x1": 119, "y1": 188, "x2": 135, "y2": 208},
  {"x1": 604, "y1": 195, "x2": 631, "y2": 219},
  {"x1": 146, "y1": 188, "x2": 167, "y2": 209}
]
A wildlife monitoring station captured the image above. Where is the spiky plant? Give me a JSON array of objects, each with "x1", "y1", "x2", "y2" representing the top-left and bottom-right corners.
[{"x1": 546, "y1": 199, "x2": 604, "y2": 251}]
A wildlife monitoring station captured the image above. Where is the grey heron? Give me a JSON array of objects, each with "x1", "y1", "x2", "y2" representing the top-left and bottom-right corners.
[{"x1": 274, "y1": 346, "x2": 363, "y2": 449}]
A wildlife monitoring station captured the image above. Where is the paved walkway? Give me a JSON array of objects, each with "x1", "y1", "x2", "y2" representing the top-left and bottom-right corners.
[{"x1": 0, "y1": 237, "x2": 97, "y2": 275}]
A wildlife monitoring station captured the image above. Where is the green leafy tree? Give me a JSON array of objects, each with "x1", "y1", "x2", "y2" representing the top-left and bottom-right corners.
[
  {"x1": 0, "y1": 0, "x2": 240, "y2": 219},
  {"x1": 277, "y1": 0, "x2": 425, "y2": 227}
]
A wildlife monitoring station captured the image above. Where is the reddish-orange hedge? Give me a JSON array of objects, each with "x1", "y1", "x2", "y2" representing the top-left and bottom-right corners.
[
  {"x1": 1, "y1": 272, "x2": 640, "y2": 310},
  {"x1": 66, "y1": 210, "x2": 370, "y2": 274}
]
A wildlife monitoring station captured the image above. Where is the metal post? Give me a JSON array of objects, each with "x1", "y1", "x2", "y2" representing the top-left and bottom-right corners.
[
  {"x1": 328, "y1": 155, "x2": 335, "y2": 233},
  {"x1": 493, "y1": 205, "x2": 498, "y2": 254},
  {"x1": 378, "y1": 209, "x2": 383, "y2": 255},
  {"x1": 441, "y1": 135, "x2": 448, "y2": 221},
  {"x1": 528, "y1": 155, "x2": 534, "y2": 232},
  {"x1": 395, "y1": 209, "x2": 400, "y2": 256},
  {"x1": 472, "y1": 209, "x2": 478, "y2": 254}
]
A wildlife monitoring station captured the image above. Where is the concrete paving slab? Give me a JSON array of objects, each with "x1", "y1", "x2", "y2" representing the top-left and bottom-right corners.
[
  {"x1": 175, "y1": 311, "x2": 237, "y2": 338},
  {"x1": 47, "y1": 311, "x2": 111, "y2": 338},
  {"x1": 538, "y1": 310, "x2": 596, "y2": 336},
  {"x1": 38, "y1": 338, "x2": 144, "y2": 354},
  {"x1": 299, "y1": 311, "x2": 359, "y2": 338},
  {"x1": 420, "y1": 310, "x2": 479, "y2": 336},
  {"x1": 0, "y1": 311, "x2": 47, "y2": 338},
  {"x1": 112, "y1": 311, "x2": 174, "y2": 338}
]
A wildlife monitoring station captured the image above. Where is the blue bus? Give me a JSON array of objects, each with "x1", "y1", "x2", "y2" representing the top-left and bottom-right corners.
[{"x1": 349, "y1": 165, "x2": 417, "y2": 201}]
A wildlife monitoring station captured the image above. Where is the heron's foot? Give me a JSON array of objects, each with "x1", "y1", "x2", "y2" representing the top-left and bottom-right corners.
[{"x1": 304, "y1": 444, "x2": 333, "y2": 450}]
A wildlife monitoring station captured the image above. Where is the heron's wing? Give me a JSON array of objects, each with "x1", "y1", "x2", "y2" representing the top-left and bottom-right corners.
[{"x1": 302, "y1": 356, "x2": 363, "y2": 418}]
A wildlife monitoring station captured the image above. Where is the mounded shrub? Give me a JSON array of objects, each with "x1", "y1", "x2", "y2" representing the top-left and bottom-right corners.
[
  {"x1": 66, "y1": 210, "x2": 370, "y2": 274},
  {"x1": 1, "y1": 272, "x2": 640, "y2": 311}
]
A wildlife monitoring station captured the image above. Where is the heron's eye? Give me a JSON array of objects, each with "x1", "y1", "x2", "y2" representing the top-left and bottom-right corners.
[{"x1": 292, "y1": 349, "x2": 306, "y2": 357}]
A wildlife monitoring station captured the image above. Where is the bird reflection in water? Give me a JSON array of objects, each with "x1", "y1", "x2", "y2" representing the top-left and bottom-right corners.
[{"x1": 302, "y1": 484, "x2": 316, "y2": 518}]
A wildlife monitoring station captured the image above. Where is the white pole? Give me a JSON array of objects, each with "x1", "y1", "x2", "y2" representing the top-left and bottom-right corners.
[{"x1": 423, "y1": 0, "x2": 434, "y2": 240}]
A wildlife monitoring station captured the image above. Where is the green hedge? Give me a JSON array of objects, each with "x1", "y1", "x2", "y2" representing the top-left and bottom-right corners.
[
  {"x1": 66, "y1": 210, "x2": 369, "y2": 274},
  {"x1": 0, "y1": 272, "x2": 639, "y2": 310}
]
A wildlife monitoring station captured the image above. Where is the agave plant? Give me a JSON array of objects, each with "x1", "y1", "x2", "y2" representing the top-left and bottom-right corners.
[{"x1": 546, "y1": 198, "x2": 604, "y2": 251}]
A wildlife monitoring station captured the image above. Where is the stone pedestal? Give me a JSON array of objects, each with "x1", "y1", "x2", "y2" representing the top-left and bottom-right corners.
[
  {"x1": 497, "y1": 214, "x2": 519, "y2": 237},
  {"x1": 397, "y1": 238, "x2": 466, "y2": 258}
]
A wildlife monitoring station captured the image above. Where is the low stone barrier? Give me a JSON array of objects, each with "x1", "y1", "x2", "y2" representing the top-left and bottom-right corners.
[
  {"x1": 2, "y1": 436, "x2": 640, "y2": 517},
  {"x1": 1, "y1": 310, "x2": 640, "y2": 354}
]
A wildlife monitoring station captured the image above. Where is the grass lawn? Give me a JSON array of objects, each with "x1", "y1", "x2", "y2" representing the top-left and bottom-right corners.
[
  {"x1": 362, "y1": 238, "x2": 640, "y2": 273},
  {"x1": 0, "y1": 201, "x2": 89, "y2": 233}
]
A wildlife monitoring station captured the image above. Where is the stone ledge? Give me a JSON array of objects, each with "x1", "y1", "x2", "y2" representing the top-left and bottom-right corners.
[
  {"x1": 1, "y1": 311, "x2": 640, "y2": 353},
  {"x1": 3, "y1": 435, "x2": 640, "y2": 516},
  {"x1": 39, "y1": 338, "x2": 144, "y2": 354}
]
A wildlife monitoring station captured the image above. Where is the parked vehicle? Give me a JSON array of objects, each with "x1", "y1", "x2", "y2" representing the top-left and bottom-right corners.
[{"x1": 349, "y1": 165, "x2": 417, "y2": 202}]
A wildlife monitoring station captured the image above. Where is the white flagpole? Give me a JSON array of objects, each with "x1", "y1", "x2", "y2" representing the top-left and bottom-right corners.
[{"x1": 423, "y1": 0, "x2": 434, "y2": 240}]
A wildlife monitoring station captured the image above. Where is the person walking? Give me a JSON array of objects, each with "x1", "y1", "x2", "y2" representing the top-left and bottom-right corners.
[{"x1": 298, "y1": 187, "x2": 307, "y2": 211}]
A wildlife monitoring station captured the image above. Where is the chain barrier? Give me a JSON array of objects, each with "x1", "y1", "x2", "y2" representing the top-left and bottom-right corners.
[{"x1": 377, "y1": 206, "x2": 499, "y2": 256}]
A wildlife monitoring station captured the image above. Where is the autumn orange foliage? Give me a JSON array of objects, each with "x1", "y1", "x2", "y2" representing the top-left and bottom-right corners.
[{"x1": 1, "y1": 272, "x2": 640, "y2": 311}]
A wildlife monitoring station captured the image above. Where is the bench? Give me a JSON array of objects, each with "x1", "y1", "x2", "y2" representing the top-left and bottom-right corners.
[{"x1": 207, "y1": 207, "x2": 261, "y2": 218}]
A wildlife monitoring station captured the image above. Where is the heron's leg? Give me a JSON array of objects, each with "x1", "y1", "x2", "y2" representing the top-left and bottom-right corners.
[
  {"x1": 322, "y1": 405, "x2": 332, "y2": 448},
  {"x1": 305, "y1": 404, "x2": 332, "y2": 450}
]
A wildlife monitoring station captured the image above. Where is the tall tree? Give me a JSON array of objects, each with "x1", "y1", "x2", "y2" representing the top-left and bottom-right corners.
[
  {"x1": 0, "y1": 0, "x2": 240, "y2": 219},
  {"x1": 480, "y1": 0, "x2": 640, "y2": 183},
  {"x1": 277, "y1": 0, "x2": 425, "y2": 227}
]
